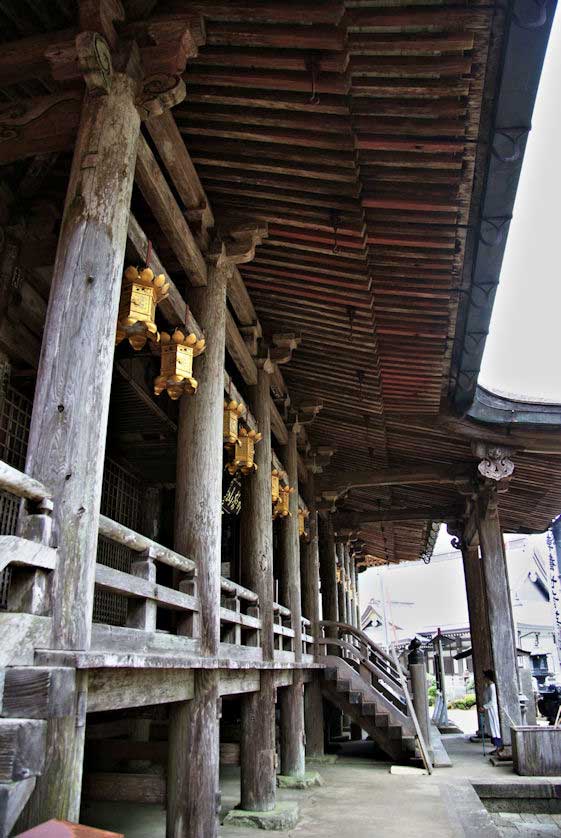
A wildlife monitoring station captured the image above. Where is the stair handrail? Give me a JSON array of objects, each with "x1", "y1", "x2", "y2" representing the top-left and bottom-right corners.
[
  {"x1": 390, "y1": 643, "x2": 433, "y2": 774},
  {"x1": 317, "y1": 636, "x2": 408, "y2": 714},
  {"x1": 319, "y1": 620, "x2": 404, "y2": 682}
]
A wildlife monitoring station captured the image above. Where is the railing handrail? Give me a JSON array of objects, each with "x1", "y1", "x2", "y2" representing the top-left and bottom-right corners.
[
  {"x1": 319, "y1": 620, "x2": 403, "y2": 677},
  {"x1": 220, "y1": 576, "x2": 259, "y2": 604},
  {"x1": 0, "y1": 460, "x2": 51, "y2": 502},
  {"x1": 98, "y1": 514, "x2": 196, "y2": 574},
  {"x1": 273, "y1": 601, "x2": 291, "y2": 618},
  {"x1": 316, "y1": 636, "x2": 407, "y2": 709}
]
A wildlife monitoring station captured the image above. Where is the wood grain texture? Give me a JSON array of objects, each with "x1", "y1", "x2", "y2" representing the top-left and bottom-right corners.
[
  {"x1": 477, "y1": 494, "x2": 522, "y2": 746},
  {"x1": 461, "y1": 544, "x2": 492, "y2": 724},
  {"x1": 167, "y1": 670, "x2": 220, "y2": 838},
  {"x1": 135, "y1": 134, "x2": 206, "y2": 287},
  {"x1": 23, "y1": 74, "x2": 140, "y2": 652},
  {"x1": 170, "y1": 259, "x2": 226, "y2": 837},
  {"x1": 241, "y1": 670, "x2": 276, "y2": 811}
]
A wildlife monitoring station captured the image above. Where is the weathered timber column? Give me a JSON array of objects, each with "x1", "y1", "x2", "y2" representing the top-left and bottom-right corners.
[
  {"x1": 319, "y1": 513, "x2": 338, "y2": 653},
  {"x1": 461, "y1": 542, "x2": 493, "y2": 735},
  {"x1": 168, "y1": 255, "x2": 228, "y2": 838},
  {"x1": 353, "y1": 559, "x2": 361, "y2": 629},
  {"x1": 239, "y1": 364, "x2": 276, "y2": 811},
  {"x1": 17, "y1": 70, "x2": 140, "y2": 830},
  {"x1": 24, "y1": 72, "x2": 140, "y2": 650},
  {"x1": 301, "y1": 471, "x2": 325, "y2": 758},
  {"x1": 344, "y1": 544, "x2": 352, "y2": 625},
  {"x1": 477, "y1": 490, "x2": 522, "y2": 747},
  {"x1": 336, "y1": 541, "x2": 346, "y2": 624},
  {"x1": 408, "y1": 640, "x2": 432, "y2": 760},
  {"x1": 278, "y1": 426, "x2": 306, "y2": 777}
]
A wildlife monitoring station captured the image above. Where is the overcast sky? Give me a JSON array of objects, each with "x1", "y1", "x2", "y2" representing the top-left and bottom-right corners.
[{"x1": 479, "y1": 12, "x2": 561, "y2": 402}]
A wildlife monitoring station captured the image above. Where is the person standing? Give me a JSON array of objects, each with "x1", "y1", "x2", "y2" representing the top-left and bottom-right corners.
[{"x1": 480, "y1": 669, "x2": 502, "y2": 755}]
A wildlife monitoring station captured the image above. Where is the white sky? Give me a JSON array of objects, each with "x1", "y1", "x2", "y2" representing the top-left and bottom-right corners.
[{"x1": 479, "y1": 12, "x2": 561, "y2": 402}]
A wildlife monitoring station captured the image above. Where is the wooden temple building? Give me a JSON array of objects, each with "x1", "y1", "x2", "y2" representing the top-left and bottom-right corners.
[{"x1": 0, "y1": 0, "x2": 561, "y2": 834}]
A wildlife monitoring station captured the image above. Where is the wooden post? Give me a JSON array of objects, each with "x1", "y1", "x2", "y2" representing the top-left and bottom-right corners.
[
  {"x1": 301, "y1": 472, "x2": 324, "y2": 758},
  {"x1": 278, "y1": 427, "x2": 305, "y2": 777},
  {"x1": 336, "y1": 541, "x2": 346, "y2": 624},
  {"x1": 239, "y1": 364, "x2": 276, "y2": 811},
  {"x1": 477, "y1": 490, "x2": 522, "y2": 747},
  {"x1": 461, "y1": 543, "x2": 493, "y2": 736},
  {"x1": 344, "y1": 544, "x2": 352, "y2": 625},
  {"x1": 167, "y1": 257, "x2": 227, "y2": 838},
  {"x1": 353, "y1": 558, "x2": 361, "y2": 629},
  {"x1": 24, "y1": 71, "x2": 140, "y2": 650},
  {"x1": 319, "y1": 513, "x2": 338, "y2": 651},
  {"x1": 17, "y1": 70, "x2": 140, "y2": 830}
]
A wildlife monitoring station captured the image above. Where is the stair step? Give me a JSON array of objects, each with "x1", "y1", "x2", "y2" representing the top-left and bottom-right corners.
[
  {"x1": 0, "y1": 719, "x2": 46, "y2": 781},
  {"x1": 0, "y1": 667, "x2": 75, "y2": 720},
  {"x1": 388, "y1": 725, "x2": 404, "y2": 741},
  {"x1": 0, "y1": 777, "x2": 36, "y2": 838},
  {"x1": 360, "y1": 702, "x2": 377, "y2": 717},
  {"x1": 324, "y1": 667, "x2": 339, "y2": 682},
  {"x1": 345, "y1": 690, "x2": 362, "y2": 705}
]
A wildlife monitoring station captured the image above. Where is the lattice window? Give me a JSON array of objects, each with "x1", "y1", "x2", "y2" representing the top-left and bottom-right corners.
[
  {"x1": 0, "y1": 384, "x2": 32, "y2": 609},
  {"x1": 93, "y1": 458, "x2": 141, "y2": 627}
]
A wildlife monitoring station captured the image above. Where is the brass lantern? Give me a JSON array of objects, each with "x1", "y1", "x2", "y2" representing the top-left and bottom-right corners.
[
  {"x1": 271, "y1": 469, "x2": 281, "y2": 505},
  {"x1": 116, "y1": 266, "x2": 170, "y2": 350},
  {"x1": 273, "y1": 484, "x2": 294, "y2": 519},
  {"x1": 336, "y1": 565, "x2": 342, "y2": 584},
  {"x1": 226, "y1": 427, "x2": 263, "y2": 476},
  {"x1": 298, "y1": 507, "x2": 309, "y2": 538},
  {"x1": 224, "y1": 399, "x2": 245, "y2": 445},
  {"x1": 154, "y1": 328, "x2": 206, "y2": 400}
]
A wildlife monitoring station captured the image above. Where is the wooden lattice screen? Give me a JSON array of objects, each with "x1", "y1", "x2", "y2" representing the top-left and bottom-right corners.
[{"x1": 0, "y1": 382, "x2": 141, "y2": 623}]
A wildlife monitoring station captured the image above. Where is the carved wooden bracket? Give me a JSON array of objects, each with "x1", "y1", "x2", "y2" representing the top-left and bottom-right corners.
[
  {"x1": 218, "y1": 221, "x2": 268, "y2": 265},
  {"x1": 270, "y1": 332, "x2": 301, "y2": 365},
  {"x1": 472, "y1": 441, "x2": 515, "y2": 481}
]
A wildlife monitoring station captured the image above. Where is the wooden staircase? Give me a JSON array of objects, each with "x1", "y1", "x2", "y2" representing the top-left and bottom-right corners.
[{"x1": 318, "y1": 621, "x2": 418, "y2": 762}]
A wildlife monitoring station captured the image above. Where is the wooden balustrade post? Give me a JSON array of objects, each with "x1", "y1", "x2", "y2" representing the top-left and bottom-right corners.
[
  {"x1": 126, "y1": 552, "x2": 157, "y2": 632},
  {"x1": 278, "y1": 426, "x2": 306, "y2": 777},
  {"x1": 239, "y1": 363, "x2": 276, "y2": 811},
  {"x1": 168, "y1": 255, "x2": 228, "y2": 838},
  {"x1": 16, "y1": 66, "x2": 140, "y2": 830},
  {"x1": 222, "y1": 596, "x2": 241, "y2": 646},
  {"x1": 477, "y1": 489, "x2": 522, "y2": 749}
]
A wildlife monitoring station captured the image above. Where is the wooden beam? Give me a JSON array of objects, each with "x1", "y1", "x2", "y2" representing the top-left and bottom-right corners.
[
  {"x1": 146, "y1": 109, "x2": 213, "y2": 238},
  {"x1": 0, "y1": 91, "x2": 81, "y2": 165},
  {"x1": 320, "y1": 465, "x2": 472, "y2": 495},
  {"x1": 134, "y1": 134, "x2": 207, "y2": 286},
  {"x1": 225, "y1": 310, "x2": 257, "y2": 385}
]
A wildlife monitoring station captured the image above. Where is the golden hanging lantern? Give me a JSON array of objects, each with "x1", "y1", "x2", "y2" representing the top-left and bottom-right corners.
[
  {"x1": 226, "y1": 427, "x2": 263, "y2": 476},
  {"x1": 298, "y1": 507, "x2": 309, "y2": 538},
  {"x1": 224, "y1": 399, "x2": 245, "y2": 445},
  {"x1": 116, "y1": 266, "x2": 170, "y2": 351},
  {"x1": 336, "y1": 565, "x2": 342, "y2": 584},
  {"x1": 271, "y1": 469, "x2": 281, "y2": 505},
  {"x1": 273, "y1": 484, "x2": 295, "y2": 519},
  {"x1": 154, "y1": 328, "x2": 206, "y2": 400}
]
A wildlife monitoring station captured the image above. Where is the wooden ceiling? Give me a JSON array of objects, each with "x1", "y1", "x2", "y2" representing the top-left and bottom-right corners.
[{"x1": 1, "y1": 0, "x2": 560, "y2": 565}]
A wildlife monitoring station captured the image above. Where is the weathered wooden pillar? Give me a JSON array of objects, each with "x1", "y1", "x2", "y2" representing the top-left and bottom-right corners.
[
  {"x1": 301, "y1": 471, "x2": 325, "y2": 758},
  {"x1": 278, "y1": 426, "x2": 306, "y2": 777},
  {"x1": 344, "y1": 544, "x2": 352, "y2": 625},
  {"x1": 336, "y1": 541, "x2": 346, "y2": 624},
  {"x1": 239, "y1": 363, "x2": 276, "y2": 811},
  {"x1": 18, "y1": 68, "x2": 140, "y2": 829},
  {"x1": 353, "y1": 559, "x2": 361, "y2": 629},
  {"x1": 319, "y1": 512, "x2": 338, "y2": 658},
  {"x1": 461, "y1": 542, "x2": 493, "y2": 735},
  {"x1": 168, "y1": 255, "x2": 228, "y2": 838},
  {"x1": 477, "y1": 490, "x2": 522, "y2": 747}
]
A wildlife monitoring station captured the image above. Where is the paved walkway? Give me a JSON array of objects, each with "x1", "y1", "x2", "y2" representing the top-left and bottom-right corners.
[{"x1": 80, "y1": 718, "x2": 561, "y2": 838}]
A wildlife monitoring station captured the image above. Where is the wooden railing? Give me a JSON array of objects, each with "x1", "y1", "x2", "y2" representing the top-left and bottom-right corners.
[
  {"x1": 273, "y1": 601, "x2": 294, "y2": 653},
  {"x1": 0, "y1": 461, "x2": 263, "y2": 655},
  {"x1": 317, "y1": 620, "x2": 408, "y2": 714},
  {"x1": 301, "y1": 616, "x2": 314, "y2": 656}
]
